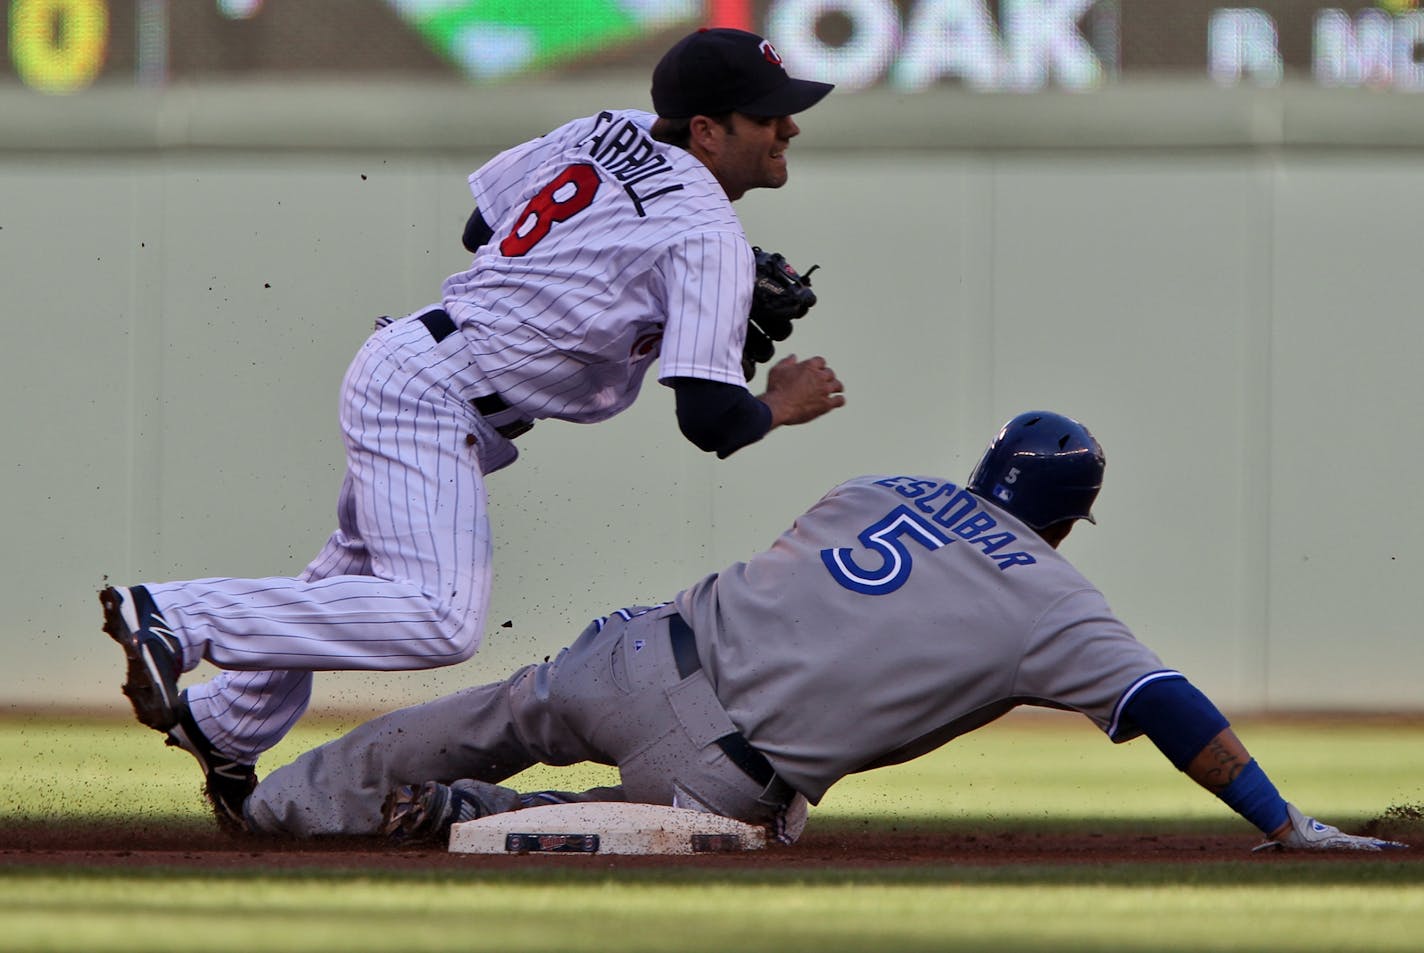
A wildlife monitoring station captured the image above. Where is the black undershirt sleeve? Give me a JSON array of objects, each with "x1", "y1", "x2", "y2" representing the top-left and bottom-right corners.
[
  {"x1": 463, "y1": 208, "x2": 494, "y2": 253},
  {"x1": 670, "y1": 377, "x2": 773, "y2": 459}
]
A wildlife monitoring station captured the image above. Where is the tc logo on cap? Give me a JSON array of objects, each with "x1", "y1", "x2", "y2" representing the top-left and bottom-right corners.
[{"x1": 651, "y1": 28, "x2": 833, "y2": 119}]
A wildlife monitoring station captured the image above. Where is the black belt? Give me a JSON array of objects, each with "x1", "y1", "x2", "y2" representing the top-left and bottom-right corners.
[
  {"x1": 417, "y1": 308, "x2": 533, "y2": 440},
  {"x1": 668, "y1": 613, "x2": 777, "y2": 789}
]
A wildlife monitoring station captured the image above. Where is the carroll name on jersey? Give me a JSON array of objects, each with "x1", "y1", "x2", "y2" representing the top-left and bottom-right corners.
[{"x1": 582, "y1": 112, "x2": 687, "y2": 217}]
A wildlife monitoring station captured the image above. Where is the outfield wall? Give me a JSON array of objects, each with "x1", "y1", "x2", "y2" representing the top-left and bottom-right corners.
[{"x1": 3, "y1": 79, "x2": 1421, "y2": 713}]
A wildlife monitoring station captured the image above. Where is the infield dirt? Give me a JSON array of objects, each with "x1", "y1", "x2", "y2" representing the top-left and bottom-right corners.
[{"x1": 3, "y1": 821, "x2": 1420, "y2": 872}]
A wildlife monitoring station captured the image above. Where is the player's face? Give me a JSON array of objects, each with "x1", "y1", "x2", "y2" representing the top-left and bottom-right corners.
[{"x1": 702, "y1": 112, "x2": 800, "y2": 201}]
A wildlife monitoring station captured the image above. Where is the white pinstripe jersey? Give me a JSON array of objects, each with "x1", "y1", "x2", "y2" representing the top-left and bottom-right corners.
[{"x1": 441, "y1": 109, "x2": 754, "y2": 423}]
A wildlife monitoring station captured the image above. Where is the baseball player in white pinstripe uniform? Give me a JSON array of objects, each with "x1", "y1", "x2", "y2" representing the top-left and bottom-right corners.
[{"x1": 100, "y1": 29, "x2": 844, "y2": 830}]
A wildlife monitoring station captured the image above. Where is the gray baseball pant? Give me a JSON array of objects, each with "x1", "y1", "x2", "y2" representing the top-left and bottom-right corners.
[{"x1": 245, "y1": 604, "x2": 800, "y2": 838}]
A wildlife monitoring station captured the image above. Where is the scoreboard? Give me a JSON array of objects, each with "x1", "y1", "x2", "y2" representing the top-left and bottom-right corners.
[{"x1": 4, "y1": 0, "x2": 1421, "y2": 94}]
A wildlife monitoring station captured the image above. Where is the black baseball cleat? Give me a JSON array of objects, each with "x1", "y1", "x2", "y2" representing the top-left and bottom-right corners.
[
  {"x1": 381, "y1": 780, "x2": 505, "y2": 845},
  {"x1": 381, "y1": 781, "x2": 466, "y2": 844},
  {"x1": 381, "y1": 781, "x2": 573, "y2": 844},
  {"x1": 166, "y1": 692, "x2": 258, "y2": 834},
  {"x1": 100, "y1": 585, "x2": 183, "y2": 732}
]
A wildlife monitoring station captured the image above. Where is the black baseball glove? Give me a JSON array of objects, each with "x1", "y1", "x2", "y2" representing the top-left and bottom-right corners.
[{"x1": 742, "y1": 246, "x2": 819, "y2": 381}]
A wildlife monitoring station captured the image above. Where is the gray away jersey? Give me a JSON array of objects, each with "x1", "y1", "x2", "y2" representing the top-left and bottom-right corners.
[
  {"x1": 442, "y1": 109, "x2": 753, "y2": 424},
  {"x1": 674, "y1": 475, "x2": 1174, "y2": 803}
]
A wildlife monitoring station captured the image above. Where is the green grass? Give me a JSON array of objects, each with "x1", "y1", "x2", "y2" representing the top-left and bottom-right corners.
[
  {"x1": 3, "y1": 872, "x2": 1423, "y2": 952},
  {"x1": 3, "y1": 711, "x2": 1422, "y2": 952}
]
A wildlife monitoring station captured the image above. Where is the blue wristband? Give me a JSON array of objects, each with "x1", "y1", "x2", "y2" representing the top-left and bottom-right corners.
[{"x1": 1217, "y1": 760, "x2": 1289, "y2": 834}]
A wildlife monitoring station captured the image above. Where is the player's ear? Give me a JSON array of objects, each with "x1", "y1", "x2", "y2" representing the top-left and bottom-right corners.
[{"x1": 687, "y1": 115, "x2": 723, "y2": 153}]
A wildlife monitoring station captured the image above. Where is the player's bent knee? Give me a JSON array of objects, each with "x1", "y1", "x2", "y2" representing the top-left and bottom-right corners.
[
  {"x1": 396, "y1": 609, "x2": 483, "y2": 667},
  {"x1": 436, "y1": 618, "x2": 482, "y2": 664},
  {"x1": 448, "y1": 638, "x2": 481, "y2": 664}
]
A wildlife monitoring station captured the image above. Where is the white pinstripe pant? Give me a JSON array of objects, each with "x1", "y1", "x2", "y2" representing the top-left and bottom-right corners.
[{"x1": 148, "y1": 315, "x2": 518, "y2": 762}]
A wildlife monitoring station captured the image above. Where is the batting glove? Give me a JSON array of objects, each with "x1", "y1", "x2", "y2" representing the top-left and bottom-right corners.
[{"x1": 1253, "y1": 803, "x2": 1407, "y2": 852}]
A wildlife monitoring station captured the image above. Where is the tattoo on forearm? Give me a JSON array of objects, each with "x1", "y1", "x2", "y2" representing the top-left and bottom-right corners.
[{"x1": 1198, "y1": 738, "x2": 1247, "y2": 791}]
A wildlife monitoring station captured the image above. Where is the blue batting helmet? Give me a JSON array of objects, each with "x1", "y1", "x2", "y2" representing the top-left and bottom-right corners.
[{"x1": 966, "y1": 412, "x2": 1105, "y2": 530}]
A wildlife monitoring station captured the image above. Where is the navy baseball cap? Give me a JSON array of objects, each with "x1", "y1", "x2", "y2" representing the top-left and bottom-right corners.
[{"x1": 651, "y1": 28, "x2": 834, "y2": 119}]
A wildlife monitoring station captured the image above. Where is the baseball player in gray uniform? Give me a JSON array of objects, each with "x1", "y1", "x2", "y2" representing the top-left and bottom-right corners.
[
  {"x1": 242, "y1": 412, "x2": 1403, "y2": 852},
  {"x1": 99, "y1": 29, "x2": 845, "y2": 831}
]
